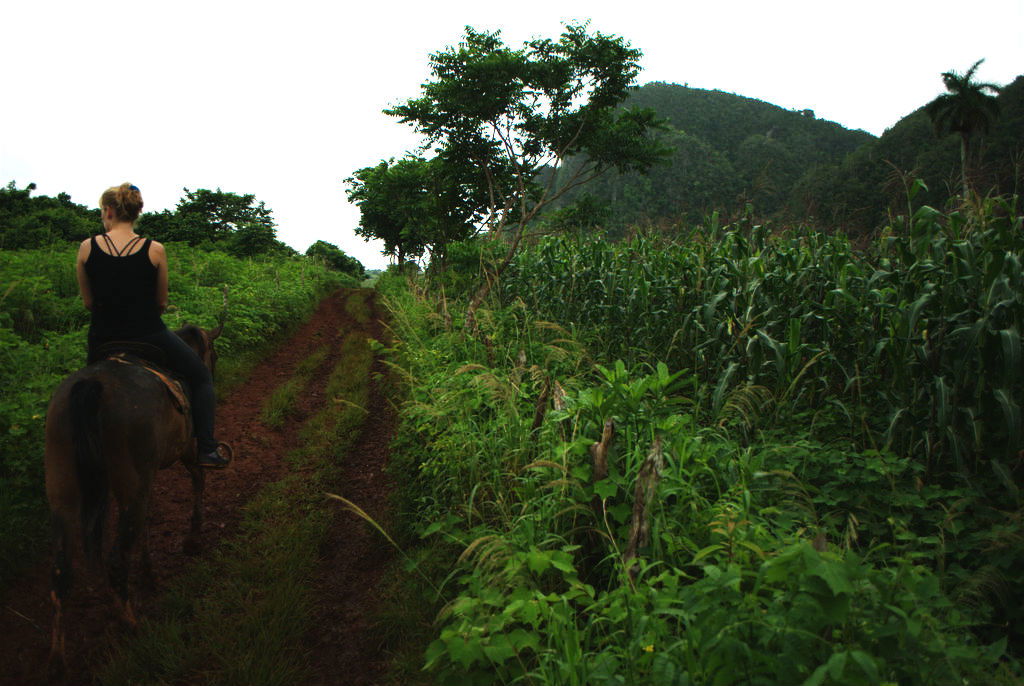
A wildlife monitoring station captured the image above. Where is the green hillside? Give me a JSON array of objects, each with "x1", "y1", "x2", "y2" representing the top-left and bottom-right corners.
[
  {"x1": 550, "y1": 82, "x2": 875, "y2": 229},
  {"x1": 797, "y1": 75, "x2": 1024, "y2": 231},
  {"x1": 551, "y1": 76, "x2": 1022, "y2": 235}
]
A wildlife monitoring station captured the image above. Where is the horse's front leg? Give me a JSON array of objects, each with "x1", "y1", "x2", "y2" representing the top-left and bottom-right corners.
[
  {"x1": 138, "y1": 490, "x2": 156, "y2": 593},
  {"x1": 47, "y1": 513, "x2": 72, "y2": 679},
  {"x1": 183, "y1": 458, "x2": 205, "y2": 555}
]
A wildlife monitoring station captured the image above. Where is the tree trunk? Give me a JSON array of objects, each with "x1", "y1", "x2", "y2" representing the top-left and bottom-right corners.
[
  {"x1": 960, "y1": 133, "x2": 970, "y2": 196},
  {"x1": 464, "y1": 226, "x2": 523, "y2": 332}
]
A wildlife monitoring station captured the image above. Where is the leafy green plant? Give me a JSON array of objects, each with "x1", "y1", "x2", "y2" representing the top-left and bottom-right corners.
[{"x1": 377, "y1": 202, "x2": 1023, "y2": 685}]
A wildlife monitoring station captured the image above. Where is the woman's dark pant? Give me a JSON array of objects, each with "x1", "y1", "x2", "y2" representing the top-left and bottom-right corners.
[
  {"x1": 91, "y1": 328, "x2": 218, "y2": 453},
  {"x1": 139, "y1": 328, "x2": 217, "y2": 453}
]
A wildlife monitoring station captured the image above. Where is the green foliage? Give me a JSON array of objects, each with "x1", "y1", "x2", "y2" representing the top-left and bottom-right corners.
[
  {"x1": 305, "y1": 240, "x2": 366, "y2": 278},
  {"x1": 345, "y1": 157, "x2": 441, "y2": 262},
  {"x1": 502, "y1": 198, "x2": 1024, "y2": 487},
  {"x1": 378, "y1": 198, "x2": 1023, "y2": 684},
  {"x1": 549, "y1": 82, "x2": 874, "y2": 229},
  {"x1": 175, "y1": 187, "x2": 276, "y2": 243},
  {"x1": 1, "y1": 183, "x2": 296, "y2": 259},
  {"x1": 799, "y1": 74, "x2": 1022, "y2": 232},
  {"x1": 425, "y1": 236, "x2": 508, "y2": 298},
  {"x1": 378, "y1": 23, "x2": 666, "y2": 312},
  {"x1": 346, "y1": 153, "x2": 497, "y2": 263},
  {"x1": 386, "y1": 25, "x2": 663, "y2": 174},
  {"x1": 0, "y1": 182, "x2": 98, "y2": 249},
  {"x1": 551, "y1": 74, "x2": 1023, "y2": 235},
  {"x1": 135, "y1": 187, "x2": 294, "y2": 257}
]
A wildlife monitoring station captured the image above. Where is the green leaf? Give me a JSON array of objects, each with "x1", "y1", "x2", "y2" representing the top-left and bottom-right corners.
[
  {"x1": 420, "y1": 519, "x2": 449, "y2": 538},
  {"x1": 984, "y1": 636, "x2": 1008, "y2": 663},
  {"x1": 481, "y1": 633, "x2": 517, "y2": 664},
  {"x1": 549, "y1": 550, "x2": 576, "y2": 574},
  {"x1": 849, "y1": 650, "x2": 880, "y2": 682},
  {"x1": 803, "y1": 662, "x2": 829, "y2": 686},
  {"x1": 809, "y1": 560, "x2": 854, "y2": 596},
  {"x1": 999, "y1": 327, "x2": 1021, "y2": 384},
  {"x1": 608, "y1": 502, "x2": 632, "y2": 524},
  {"x1": 691, "y1": 544, "x2": 724, "y2": 564},
  {"x1": 994, "y1": 388, "x2": 1021, "y2": 458},
  {"x1": 446, "y1": 634, "x2": 485, "y2": 669},
  {"x1": 525, "y1": 548, "x2": 551, "y2": 574},
  {"x1": 827, "y1": 651, "x2": 848, "y2": 680},
  {"x1": 991, "y1": 460, "x2": 1019, "y2": 497},
  {"x1": 593, "y1": 479, "x2": 618, "y2": 499}
]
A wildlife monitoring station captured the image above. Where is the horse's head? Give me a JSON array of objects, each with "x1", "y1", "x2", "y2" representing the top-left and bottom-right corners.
[
  {"x1": 175, "y1": 325, "x2": 221, "y2": 376},
  {"x1": 176, "y1": 286, "x2": 227, "y2": 375}
]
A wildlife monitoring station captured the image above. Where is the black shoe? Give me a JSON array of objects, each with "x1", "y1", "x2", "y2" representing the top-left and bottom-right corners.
[{"x1": 198, "y1": 447, "x2": 230, "y2": 469}]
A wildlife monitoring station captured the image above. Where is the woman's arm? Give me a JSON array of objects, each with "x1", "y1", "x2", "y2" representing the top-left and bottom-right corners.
[
  {"x1": 151, "y1": 241, "x2": 169, "y2": 313},
  {"x1": 76, "y1": 238, "x2": 93, "y2": 311}
]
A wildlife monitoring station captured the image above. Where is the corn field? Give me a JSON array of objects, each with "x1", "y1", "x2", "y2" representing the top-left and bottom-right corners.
[
  {"x1": 502, "y1": 197, "x2": 1024, "y2": 488},
  {"x1": 379, "y1": 197, "x2": 1024, "y2": 685}
]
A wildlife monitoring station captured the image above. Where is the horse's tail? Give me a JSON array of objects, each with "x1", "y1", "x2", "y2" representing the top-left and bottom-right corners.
[{"x1": 69, "y1": 378, "x2": 107, "y2": 565}]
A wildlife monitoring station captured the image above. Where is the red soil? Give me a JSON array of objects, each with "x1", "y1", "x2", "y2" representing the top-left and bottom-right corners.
[{"x1": 0, "y1": 289, "x2": 396, "y2": 685}]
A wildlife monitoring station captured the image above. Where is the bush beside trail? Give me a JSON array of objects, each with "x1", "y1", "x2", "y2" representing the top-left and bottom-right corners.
[{"x1": 379, "y1": 197, "x2": 1022, "y2": 684}]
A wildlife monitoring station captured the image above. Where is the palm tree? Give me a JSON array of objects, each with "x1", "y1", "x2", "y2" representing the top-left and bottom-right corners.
[{"x1": 925, "y1": 59, "x2": 1002, "y2": 196}]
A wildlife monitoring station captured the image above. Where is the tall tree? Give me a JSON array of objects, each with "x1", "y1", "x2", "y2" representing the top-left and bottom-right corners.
[
  {"x1": 138, "y1": 188, "x2": 281, "y2": 252},
  {"x1": 925, "y1": 59, "x2": 1002, "y2": 195},
  {"x1": 385, "y1": 24, "x2": 667, "y2": 329},
  {"x1": 346, "y1": 157, "x2": 435, "y2": 263},
  {"x1": 306, "y1": 240, "x2": 365, "y2": 278},
  {"x1": 176, "y1": 188, "x2": 277, "y2": 244},
  {"x1": 347, "y1": 153, "x2": 495, "y2": 266}
]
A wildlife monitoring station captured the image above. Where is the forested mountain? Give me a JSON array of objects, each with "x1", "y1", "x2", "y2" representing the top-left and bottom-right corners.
[
  {"x1": 549, "y1": 82, "x2": 875, "y2": 231},
  {"x1": 796, "y1": 75, "x2": 1024, "y2": 231},
  {"x1": 551, "y1": 77, "x2": 1023, "y2": 235}
]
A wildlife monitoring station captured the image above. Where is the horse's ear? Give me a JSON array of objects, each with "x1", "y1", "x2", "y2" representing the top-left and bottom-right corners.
[{"x1": 209, "y1": 323, "x2": 223, "y2": 341}]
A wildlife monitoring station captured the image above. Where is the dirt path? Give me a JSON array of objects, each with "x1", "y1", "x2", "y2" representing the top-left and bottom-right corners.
[
  {"x1": 305, "y1": 293, "x2": 397, "y2": 686},
  {"x1": 0, "y1": 288, "x2": 397, "y2": 685}
]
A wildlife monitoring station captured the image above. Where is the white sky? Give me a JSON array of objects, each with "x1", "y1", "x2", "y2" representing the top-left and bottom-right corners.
[{"x1": 2, "y1": 0, "x2": 1021, "y2": 269}]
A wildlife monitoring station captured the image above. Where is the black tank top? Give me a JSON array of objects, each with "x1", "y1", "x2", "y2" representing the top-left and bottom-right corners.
[{"x1": 84, "y1": 235, "x2": 166, "y2": 342}]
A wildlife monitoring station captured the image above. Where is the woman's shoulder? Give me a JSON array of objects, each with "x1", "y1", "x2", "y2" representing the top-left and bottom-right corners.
[
  {"x1": 147, "y1": 239, "x2": 167, "y2": 266},
  {"x1": 77, "y1": 235, "x2": 95, "y2": 260}
]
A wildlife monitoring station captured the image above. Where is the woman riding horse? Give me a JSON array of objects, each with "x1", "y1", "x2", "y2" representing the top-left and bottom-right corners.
[
  {"x1": 44, "y1": 183, "x2": 230, "y2": 675},
  {"x1": 76, "y1": 182, "x2": 228, "y2": 468}
]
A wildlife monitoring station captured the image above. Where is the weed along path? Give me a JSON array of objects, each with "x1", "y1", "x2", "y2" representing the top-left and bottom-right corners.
[{"x1": 0, "y1": 288, "x2": 398, "y2": 686}]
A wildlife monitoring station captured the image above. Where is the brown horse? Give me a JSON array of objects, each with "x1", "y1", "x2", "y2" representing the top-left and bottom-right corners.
[{"x1": 43, "y1": 323, "x2": 221, "y2": 675}]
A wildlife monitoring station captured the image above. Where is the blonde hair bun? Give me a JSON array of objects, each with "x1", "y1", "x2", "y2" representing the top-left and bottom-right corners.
[{"x1": 100, "y1": 182, "x2": 144, "y2": 222}]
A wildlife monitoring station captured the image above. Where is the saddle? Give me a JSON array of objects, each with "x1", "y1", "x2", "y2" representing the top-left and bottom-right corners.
[{"x1": 91, "y1": 342, "x2": 191, "y2": 421}]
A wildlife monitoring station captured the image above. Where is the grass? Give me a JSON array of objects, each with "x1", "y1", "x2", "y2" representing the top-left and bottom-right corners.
[
  {"x1": 345, "y1": 288, "x2": 373, "y2": 325},
  {"x1": 97, "y1": 290, "x2": 378, "y2": 686},
  {"x1": 299, "y1": 329, "x2": 373, "y2": 460},
  {"x1": 260, "y1": 346, "x2": 329, "y2": 429},
  {"x1": 372, "y1": 544, "x2": 458, "y2": 686},
  {"x1": 98, "y1": 479, "x2": 324, "y2": 685},
  {"x1": 213, "y1": 288, "x2": 332, "y2": 400}
]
